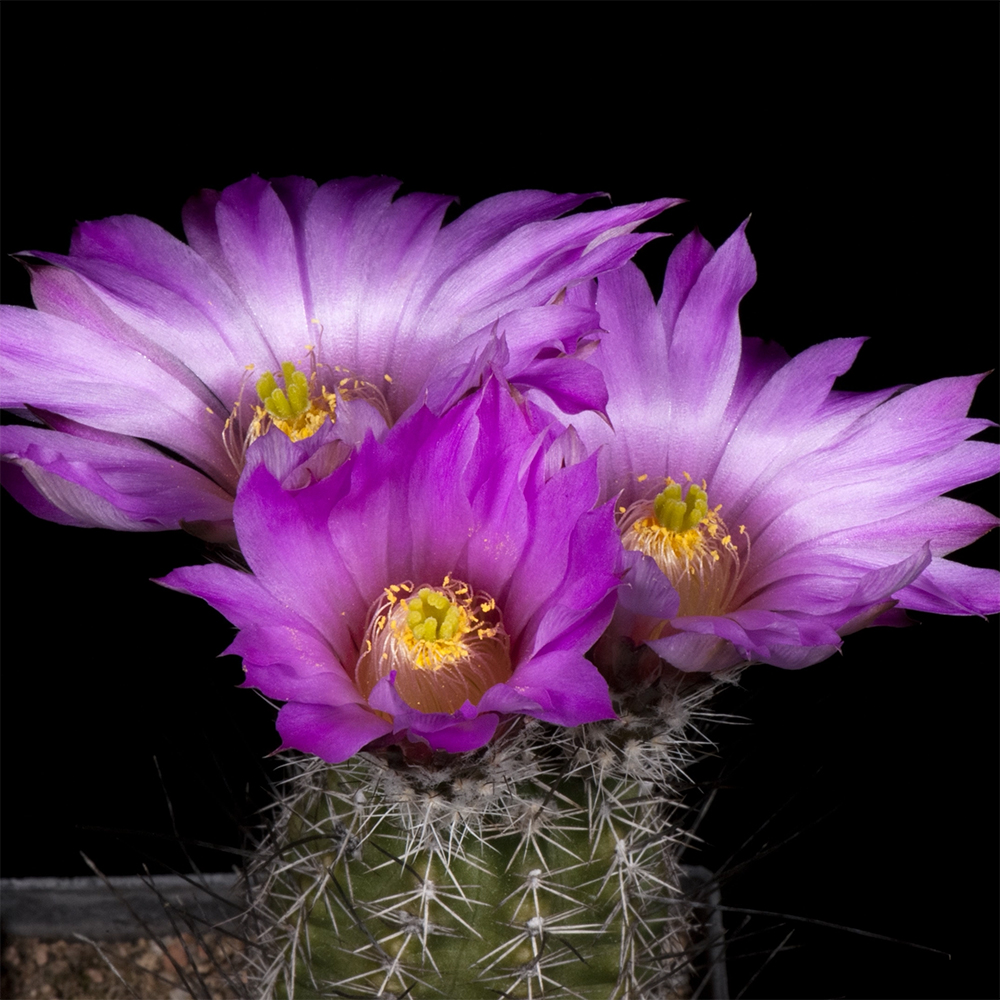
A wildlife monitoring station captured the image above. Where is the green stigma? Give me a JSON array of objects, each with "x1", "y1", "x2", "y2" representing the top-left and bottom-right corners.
[
  {"x1": 653, "y1": 480, "x2": 709, "y2": 533},
  {"x1": 256, "y1": 361, "x2": 311, "y2": 420},
  {"x1": 405, "y1": 588, "x2": 464, "y2": 642}
]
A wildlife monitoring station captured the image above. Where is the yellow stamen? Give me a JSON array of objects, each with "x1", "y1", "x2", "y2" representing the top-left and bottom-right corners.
[
  {"x1": 356, "y1": 579, "x2": 511, "y2": 714},
  {"x1": 222, "y1": 353, "x2": 392, "y2": 473},
  {"x1": 253, "y1": 360, "x2": 335, "y2": 442},
  {"x1": 620, "y1": 478, "x2": 748, "y2": 633}
]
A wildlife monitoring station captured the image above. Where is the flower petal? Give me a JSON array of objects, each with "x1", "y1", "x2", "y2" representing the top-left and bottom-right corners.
[
  {"x1": 157, "y1": 563, "x2": 301, "y2": 632},
  {"x1": 58, "y1": 213, "x2": 272, "y2": 389},
  {"x1": 367, "y1": 677, "x2": 501, "y2": 753},
  {"x1": 1, "y1": 422, "x2": 234, "y2": 532},
  {"x1": 0, "y1": 305, "x2": 233, "y2": 485},
  {"x1": 503, "y1": 649, "x2": 615, "y2": 726},
  {"x1": 896, "y1": 558, "x2": 1000, "y2": 616},
  {"x1": 227, "y1": 624, "x2": 363, "y2": 707},
  {"x1": 275, "y1": 702, "x2": 392, "y2": 764}
]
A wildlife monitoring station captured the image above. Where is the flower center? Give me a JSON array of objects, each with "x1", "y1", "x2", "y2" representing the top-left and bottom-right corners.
[
  {"x1": 221, "y1": 350, "x2": 391, "y2": 472},
  {"x1": 356, "y1": 578, "x2": 512, "y2": 714},
  {"x1": 620, "y1": 477, "x2": 747, "y2": 628}
]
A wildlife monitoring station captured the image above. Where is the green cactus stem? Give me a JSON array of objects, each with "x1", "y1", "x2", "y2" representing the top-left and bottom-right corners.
[{"x1": 245, "y1": 672, "x2": 724, "y2": 999}]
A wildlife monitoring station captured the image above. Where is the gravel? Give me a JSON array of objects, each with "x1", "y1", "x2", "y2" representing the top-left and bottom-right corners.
[{"x1": 1, "y1": 931, "x2": 246, "y2": 1000}]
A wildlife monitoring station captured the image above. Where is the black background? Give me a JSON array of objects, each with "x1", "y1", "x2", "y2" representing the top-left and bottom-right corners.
[{"x1": 2, "y1": 8, "x2": 997, "y2": 999}]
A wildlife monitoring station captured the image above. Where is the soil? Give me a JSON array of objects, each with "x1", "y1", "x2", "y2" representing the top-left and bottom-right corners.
[{"x1": 0, "y1": 932, "x2": 245, "y2": 1000}]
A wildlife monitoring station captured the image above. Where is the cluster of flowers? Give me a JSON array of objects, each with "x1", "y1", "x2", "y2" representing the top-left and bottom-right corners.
[{"x1": 3, "y1": 177, "x2": 997, "y2": 763}]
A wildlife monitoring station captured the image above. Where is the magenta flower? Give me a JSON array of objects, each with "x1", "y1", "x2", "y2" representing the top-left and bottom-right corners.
[
  {"x1": 158, "y1": 377, "x2": 620, "y2": 762},
  {"x1": 1, "y1": 176, "x2": 677, "y2": 538},
  {"x1": 563, "y1": 224, "x2": 1000, "y2": 672}
]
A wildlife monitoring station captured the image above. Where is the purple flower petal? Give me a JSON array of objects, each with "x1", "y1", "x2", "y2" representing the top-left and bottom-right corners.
[
  {"x1": 157, "y1": 563, "x2": 301, "y2": 632},
  {"x1": 617, "y1": 549, "x2": 681, "y2": 620},
  {"x1": 227, "y1": 624, "x2": 363, "y2": 707},
  {"x1": 0, "y1": 304, "x2": 233, "y2": 486},
  {"x1": 896, "y1": 559, "x2": 1000, "y2": 616},
  {"x1": 1, "y1": 421, "x2": 234, "y2": 533},
  {"x1": 367, "y1": 677, "x2": 501, "y2": 753},
  {"x1": 502, "y1": 649, "x2": 615, "y2": 726},
  {"x1": 60, "y1": 213, "x2": 272, "y2": 390},
  {"x1": 275, "y1": 702, "x2": 392, "y2": 762}
]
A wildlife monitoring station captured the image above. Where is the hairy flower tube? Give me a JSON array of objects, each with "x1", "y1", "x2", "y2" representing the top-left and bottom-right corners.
[
  {"x1": 158, "y1": 377, "x2": 621, "y2": 761},
  {"x1": 1, "y1": 176, "x2": 678, "y2": 538},
  {"x1": 562, "y1": 223, "x2": 1000, "y2": 671}
]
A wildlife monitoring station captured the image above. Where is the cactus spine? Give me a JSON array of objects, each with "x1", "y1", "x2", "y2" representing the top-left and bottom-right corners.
[{"x1": 246, "y1": 672, "x2": 722, "y2": 999}]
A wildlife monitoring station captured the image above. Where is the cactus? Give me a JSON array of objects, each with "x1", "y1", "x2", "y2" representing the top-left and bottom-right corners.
[{"x1": 244, "y1": 668, "x2": 724, "y2": 1000}]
